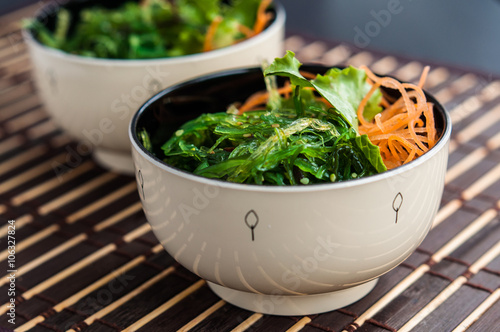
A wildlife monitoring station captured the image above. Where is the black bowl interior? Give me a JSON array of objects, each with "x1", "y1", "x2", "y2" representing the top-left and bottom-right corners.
[{"x1": 132, "y1": 65, "x2": 448, "y2": 163}]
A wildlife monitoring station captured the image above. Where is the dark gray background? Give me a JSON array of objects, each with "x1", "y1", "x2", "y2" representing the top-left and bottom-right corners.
[
  {"x1": 3, "y1": 0, "x2": 500, "y2": 76},
  {"x1": 283, "y1": 0, "x2": 500, "y2": 76}
]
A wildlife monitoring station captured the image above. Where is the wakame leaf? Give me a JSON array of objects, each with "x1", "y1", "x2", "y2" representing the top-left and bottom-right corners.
[{"x1": 354, "y1": 135, "x2": 387, "y2": 173}]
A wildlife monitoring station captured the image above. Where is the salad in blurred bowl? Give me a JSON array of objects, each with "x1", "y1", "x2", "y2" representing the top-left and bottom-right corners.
[{"x1": 23, "y1": 0, "x2": 285, "y2": 173}]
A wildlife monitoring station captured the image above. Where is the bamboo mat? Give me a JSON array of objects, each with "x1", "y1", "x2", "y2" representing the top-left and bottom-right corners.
[{"x1": 1, "y1": 4, "x2": 500, "y2": 332}]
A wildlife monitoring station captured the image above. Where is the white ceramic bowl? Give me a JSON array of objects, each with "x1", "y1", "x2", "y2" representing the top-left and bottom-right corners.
[
  {"x1": 129, "y1": 66, "x2": 452, "y2": 315},
  {"x1": 24, "y1": 0, "x2": 285, "y2": 174}
]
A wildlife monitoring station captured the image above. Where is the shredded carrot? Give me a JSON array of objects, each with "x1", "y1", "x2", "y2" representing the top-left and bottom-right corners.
[
  {"x1": 203, "y1": 16, "x2": 223, "y2": 52},
  {"x1": 253, "y1": 0, "x2": 273, "y2": 34},
  {"x1": 418, "y1": 66, "x2": 430, "y2": 89},
  {"x1": 380, "y1": 97, "x2": 390, "y2": 108},
  {"x1": 425, "y1": 102, "x2": 437, "y2": 147},
  {"x1": 237, "y1": 91, "x2": 269, "y2": 113},
  {"x1": 374, "y1": 113, "x2": 385, "y2": 133},
  {"x1": 238, "y1": 84, "x2": 294, "y2": 114},
  {"x1": 237, "y1": 81, "x2": 325, "y2": 114},
  {"x1": 358, "y1": 65, "x2": 436, "y2": 169},
  {"x1": 404, "y1": 149, "x2": 417, "y2": 164}
]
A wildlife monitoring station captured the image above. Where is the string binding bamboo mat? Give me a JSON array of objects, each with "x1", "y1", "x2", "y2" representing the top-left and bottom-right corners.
[{"x1": 1, "y1": 4, "x2": 499, "y2": 332}]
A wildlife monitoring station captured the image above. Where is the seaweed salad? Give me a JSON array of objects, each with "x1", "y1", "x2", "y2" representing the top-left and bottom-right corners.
[{"x1": 25, "y1": 0, "x2": 275, "y2": 59}]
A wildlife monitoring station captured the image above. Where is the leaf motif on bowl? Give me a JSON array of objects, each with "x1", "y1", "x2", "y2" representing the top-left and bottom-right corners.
[
  {"x1": 245, "y1": 209, "x2": 259, "y2": 241},
  {"x1": 392, "y1": 192, "x2": 403, "y2": 223}
]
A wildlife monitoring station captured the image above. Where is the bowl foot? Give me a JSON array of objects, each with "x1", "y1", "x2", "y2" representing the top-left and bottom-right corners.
[
  {"x1": 93, "y1": 148, "x2": 135, "y2": 175},
  {"x1": 207, "y1": 279, "x2": 378, "y2": 316}
]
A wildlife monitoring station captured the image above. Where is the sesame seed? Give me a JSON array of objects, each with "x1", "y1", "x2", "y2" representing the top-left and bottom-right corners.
[
  {"x1": 243, "y1": 133, "x2": 252, "y2": 138},
  {"x1": 175, "y1": 129, "x2": 184, "y2": 136},
  {"x1": 271, "y1": 124, "x2": 280, "y2": 128}
]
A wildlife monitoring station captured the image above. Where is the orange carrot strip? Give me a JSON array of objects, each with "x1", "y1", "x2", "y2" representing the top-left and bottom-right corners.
[
  {"x1": 380, "y1": 97, "x2": 390, "y2": 108},
  {"x1": 425, "y1": 102, "x2": 437, "y2": 147},
  {"x1": 361, "y1": 68, "x2": 418, "y2": 123},
  {"x1": 359, "y1": 65, "x2": 379, "y2": 83},
  {"x1": 378, "y1": 140, "x2": 390, "y2": 154},
  {"x1": 238, "y1": 84, "x2": 295, "y2": 114},
  {"x1": 402, "y1": 83, "x2": 430, "y2": 152},
  {"x1": 390, "y1": 135, "x2": 424, "y2": 156},
  {"x1": 253, "y1": 0, "x2": 273, "y2": 34},
  {"x1": 404, "y1": 149, "x2": 417, "y2": 164},
  {"x1": 379, "y1": 100, "x2": 406, "y2": 122},
  {"x1": 369, "y1": 129, "x2": 429, "y2": 142},
  {"x1": 237, "y1": 91, "x2": 268, "y2": 113},
  {"x1": 387, "y1": 137, "x2": 404, "y2": 161},
  {"x1": 357, "y1": 78, "x2": 383, "y2": 127},
  {"x1": 381, "y1": 79, "x2": 416, "y2": 118},
  {"x1": 277, "y1": 85, "x2": 294, "y2": 95},
  {"x1": 418, "y1": 65, "x2": 430, "y2": 89},
  {"x1": 300, "y1": 70, "x2": 317, "y2": 80},
  {"x1": 238, "y1": 24, "x2": 255, "y2": 38},
  {"x1": 281, "y1": 81, "x2": 292, "y2": 98},
  {"x1": 364, "y1": 113, "x2": 409, "y2": 135},
  {"x1": 380, "y1": 90, "x2": 422, "y2": 121},
  {"x1": 374, "y1": 113, "x2": 385, "y2": 133},
  {"x1": 203, "y1": 16, "x2": 223, "y2": 52}
]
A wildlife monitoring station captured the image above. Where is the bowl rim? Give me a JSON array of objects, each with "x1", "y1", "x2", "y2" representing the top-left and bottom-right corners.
[
  {"x1": 22, "y1": 0, "x2": 286, "y2": 66},
  {"x1": 129, "y1": 65, "x2": 452, "y2": 193}
]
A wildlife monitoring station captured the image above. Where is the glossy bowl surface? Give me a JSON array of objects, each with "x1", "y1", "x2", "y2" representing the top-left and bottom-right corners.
[
  {"x1": 24, "y1": 0, "x2": 286, "y2": 174},
  {"x1": 129, "y1": 65, "x2": 451, "y2": 315}
]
